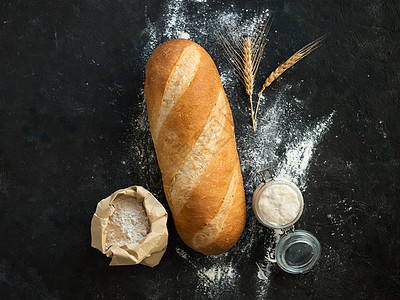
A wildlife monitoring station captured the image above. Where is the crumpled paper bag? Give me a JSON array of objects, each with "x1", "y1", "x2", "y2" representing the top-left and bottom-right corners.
[{"x1": 91, "y1": 186, "x2": 168, "y2": 267}]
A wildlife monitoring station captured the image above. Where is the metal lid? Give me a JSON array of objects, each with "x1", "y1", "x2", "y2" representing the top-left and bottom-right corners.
[{"x1": 275, "y1": 230, "x2": 321, "y2": 274}]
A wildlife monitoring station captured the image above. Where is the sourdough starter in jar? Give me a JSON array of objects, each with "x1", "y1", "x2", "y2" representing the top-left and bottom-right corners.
[{"x1": 252, "y1": 178, "x2": 304, "y2": 229}]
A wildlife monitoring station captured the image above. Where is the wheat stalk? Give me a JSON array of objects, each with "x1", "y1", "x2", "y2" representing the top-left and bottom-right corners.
[
  {"x1": 254, "y1": 36, "x2": 325, "y2": 123},
  {"x1": 216, "y1": 13, "x2": 271, "y2": 131}
]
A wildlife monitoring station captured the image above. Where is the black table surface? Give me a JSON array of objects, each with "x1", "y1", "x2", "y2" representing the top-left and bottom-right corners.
[{"x1": 1, "y1": 0, "x2": 400, "y2": 299}]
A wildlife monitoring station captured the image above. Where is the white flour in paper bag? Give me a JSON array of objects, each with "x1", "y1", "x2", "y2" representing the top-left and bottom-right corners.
[{"x1": 91, "y1": 186, "x2": 168, "y2": 267}]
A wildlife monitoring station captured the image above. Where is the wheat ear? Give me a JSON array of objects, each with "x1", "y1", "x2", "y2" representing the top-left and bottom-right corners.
[
  {"x1": 242, "y1": 38, "x2": 256, "y2": 130},
  {"x1": 216, "y1": 14, "x2": 271, "y2": 131},
  {"x1": 254, "y1": 36, "x2": 325, "y2": 122}
]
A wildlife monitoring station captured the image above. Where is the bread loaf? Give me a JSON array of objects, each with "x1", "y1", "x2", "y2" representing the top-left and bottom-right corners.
[{"x1": 144, "y1": 39, "x2": 246, "y2": 255}]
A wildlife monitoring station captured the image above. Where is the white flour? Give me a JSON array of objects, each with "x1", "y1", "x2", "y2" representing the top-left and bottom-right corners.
[
  {"x1": 256, "y1": 262, "x2": 270, "y2": 280},
  {"x1": 277, "y1": 112, "x2": 335, "y2": 190},
  {"x1": 136, "y1": 0, "x2": 334, "y2": 298},
  {"x1": 202, "y1": 264, "x2": 236, "y2": 283},
  {"x1": 175, "y1": 247, "x2": 239, "y2": 297},
  {"x1": 164, "y1": 0, "x2": 190, "y2": 40},
  {"x1": 105, "y1": 197, "x2": 150, "y2": 250}
]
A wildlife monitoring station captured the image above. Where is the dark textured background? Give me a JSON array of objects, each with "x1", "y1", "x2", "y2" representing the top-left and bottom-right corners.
[{"x1": 1, "y1": 0, "x2": 400, "y2": 299}]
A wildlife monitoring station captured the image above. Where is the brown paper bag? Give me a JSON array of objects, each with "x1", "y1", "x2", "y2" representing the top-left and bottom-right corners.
[{"x1": 91, "y1": 186, "x2": 168, "y2": 267}]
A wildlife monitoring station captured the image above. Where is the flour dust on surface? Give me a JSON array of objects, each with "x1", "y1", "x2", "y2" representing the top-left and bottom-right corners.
[{"x1": 133, "y1": 0, "x2": 335, "y2": 298}]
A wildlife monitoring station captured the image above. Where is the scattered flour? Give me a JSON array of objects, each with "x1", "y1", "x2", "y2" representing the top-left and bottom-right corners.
[
  {"x1": 175, "y1": 247, "x2": 239, "y2": 297},
  {"x1": 175, "y1": 247, "x2": 189, "y2": 260},
  {"x1": 202, "y1": 264, "x2": 236, "y2": 282},
  {"x1": 255, "y1": 261, "x2": 272, "y2": 298},
  {"x1": 256, "y1": 262, "x2": 271, "y2": 280},
  {"x1": 134, "y1": 0, "x2": 334, "y2": 298},
  {"x1": 197, "y1": 263, "x2": 238, "y2": 298},
  {"x1": 131, "y1": 96, "x2": 156, "y2": 171},
  {"x1": 164, "y1": 0, "x2": 190, "y2": 40},
  {"x1": 278, "y1": 112, "x2": 335, "y2": 190},
  {"x1": 236, "y1": 87, "x2": 335, "y2": 196}
]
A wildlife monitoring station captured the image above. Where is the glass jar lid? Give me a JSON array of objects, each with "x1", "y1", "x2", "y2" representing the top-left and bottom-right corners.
[{"x1": 275, "y1": 230, "x2": 321, "y2": 274}]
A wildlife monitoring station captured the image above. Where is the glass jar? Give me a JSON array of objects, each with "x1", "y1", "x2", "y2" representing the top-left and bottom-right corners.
[
  {"x1": 275, "y1": 230, "x2": 321, "y2": 274},
  {"x1": 252, "y1": 169, "x2": 321, "y2": 274}
]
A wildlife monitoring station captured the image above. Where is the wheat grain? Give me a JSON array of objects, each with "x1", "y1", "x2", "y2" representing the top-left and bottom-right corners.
[{"x1": 254, "y1": 36, "x2": 324, "y2": 123}]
